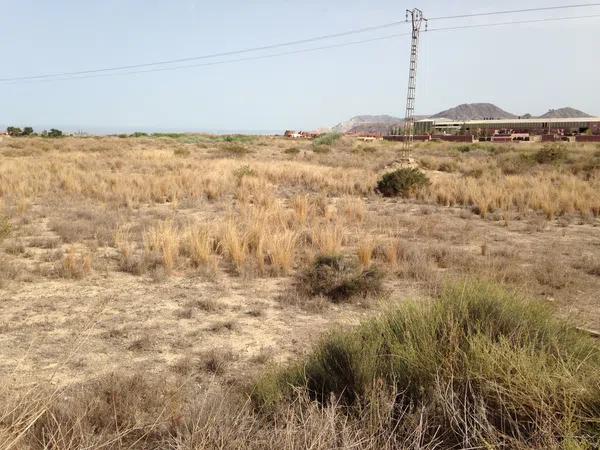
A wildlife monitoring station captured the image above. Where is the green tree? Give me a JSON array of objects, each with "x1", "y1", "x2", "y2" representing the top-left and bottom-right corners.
[
  {"x1": 48, "y1": 128, "x2": 63, "y2": 138},
  {"x1": 22, "y1": 126, "x2": 34, "y2": 136},
  {"x1": 6, "y1": 126, "x2": 22, "y2": 136}
]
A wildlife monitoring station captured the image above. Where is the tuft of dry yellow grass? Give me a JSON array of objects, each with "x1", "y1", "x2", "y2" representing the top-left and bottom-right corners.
[
  {"x1": 357, "y1": 237, "x2": 375, "y2": 269},
  {"x1": 265, "y1": 230, "x2": 298, "y2": 275},
  {"x1": 182, "y1": 224, "x2": 217, "y2": 270},
  {"x1": 312, "y1": 222, "x2": 344, "y2": 256},
  {"x1": 219, "y1": 220, "x2": 248, "y2": 273},
  {"x1": 291, "y1": 194, "x2": 311, "y2": 225},
  {"x1": 58, "y1": 247, "x2": 92, "y2": 279},
  {"x1": 143, "y1": 220, "x2": 180, "y2": 274},
  {"x1": 339, "y1": 196, "x2": 366, "y2": 223}
]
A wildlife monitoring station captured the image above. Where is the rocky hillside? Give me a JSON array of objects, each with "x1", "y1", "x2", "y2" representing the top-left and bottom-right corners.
[
  {"x1": 330, "y1": 104, "x2": 594, "y2": 135},
  {"x1": 539, "y1": 107, "x2": 592, "y2": 119},
  {"x1": 331, "y1": 115, "x2": 403, "y2": 134},
  {"x1": 430, "y1": 103, "x2": 516, "y2": 120}
]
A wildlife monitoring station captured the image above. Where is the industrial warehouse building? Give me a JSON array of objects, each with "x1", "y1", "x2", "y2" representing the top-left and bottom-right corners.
[{"x1": 411, "y1": 117, "x2": 600, "y2": 142}]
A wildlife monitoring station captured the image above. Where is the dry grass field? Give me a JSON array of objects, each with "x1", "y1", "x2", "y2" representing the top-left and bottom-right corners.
[{"x1": 1, "y1": 134, "x2": 599, "y2": 448}]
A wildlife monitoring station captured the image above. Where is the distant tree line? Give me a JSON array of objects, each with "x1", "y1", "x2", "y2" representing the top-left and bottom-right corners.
[{"x1": 5, "y1": 126, "x2": 63, "y2": 138}]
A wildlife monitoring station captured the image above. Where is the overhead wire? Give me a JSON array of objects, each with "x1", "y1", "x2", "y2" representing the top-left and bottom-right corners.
[
  {"x1": 426, "y1": 12, "x2": 600, "y2": 33},
  {"x1": 0, "y1": 21, "x2": 409, "y2": 82},
  {"x1": 1, "y1": 6, "x2": 600, "y2": 84},
  {"x1": 428, "y1": 2, "x2": 600, "y2": 20},
  {"x1": 0, "y1": 32, "x2": 411, "y2": 84}
]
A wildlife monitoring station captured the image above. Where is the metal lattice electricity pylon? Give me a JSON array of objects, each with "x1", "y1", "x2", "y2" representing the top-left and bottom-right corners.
[{"x1": 401, "y1": 8, "x2": 427, "y2": 162}]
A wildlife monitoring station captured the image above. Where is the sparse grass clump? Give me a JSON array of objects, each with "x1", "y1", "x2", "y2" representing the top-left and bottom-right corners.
[
  {"x1": 173, "y1": 147, "x2": 191, "y2": 157},
  {"x1": 218, "y1": 220, "x2": 248, "y2": 273},
  {"x1": 220, "y1": 142, "x2": 251, "y2": 156},
  {"x1": 181, "y1": 225, "x2": 216, "y2": 270},
  {"x1": 311, "y1": 222, "x2": 344, "y2": 256},
  {"x1": 233, "y1": 164, "x2": 257, "y2": 182},
  {"x1": 296, "y1": 254, "x2": 383, "y2": 303},
  {"x1": 376, "y1": 168, "x2": 429, "y2": 197},
  {"x1": 535, "y1": 144, "x2": 568, "y2": 164},
  {"x1": 57, "y1": 247, "x2": 92, "y2": 279},
  {"x1": 0, "y1": 255, "x2": 22, "y2": 286},
  {"x1": 143, "y1": 221, "x2": 180, "y2": 275},
  {"x1": 575, "y1": 255, "x2": 600, "y2": 277},
  {"x1": 0, "y1": 216, "x2": 11, "y2": 243},
  {"x1": 311, "y1": 145, "x2": 331, "y2": 154},
  {"x1": 254, "y1": 281, "x2": 600, "y2": 448}
]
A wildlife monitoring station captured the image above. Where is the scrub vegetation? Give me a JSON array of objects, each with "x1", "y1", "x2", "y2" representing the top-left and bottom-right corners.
[{"x1": 1, "y1": 134, "x2": 599, "y2": 448}]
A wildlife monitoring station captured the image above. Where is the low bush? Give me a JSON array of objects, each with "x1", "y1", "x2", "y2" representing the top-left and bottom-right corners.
[
  {"x1": 151, "y1": 132, "x2": 186, "y2": 139},
  {"x1": 233, "y1": 165, "x2": 257, "y2": 181},
  {"x1": 222, "y1": 134, "x2": 255, "y2": 143},
  {"x1": 296, "y1": 255, "x2": 383, "y2": 303},
  {"x1": 56, "y1": 248, "x2": 93, "y2": 279},
  {"x1": 0, "y1": 216, "x2": 11, "y2": 243},
  {"x1": 354, "y1": 145, "x2": 378, "y2": 154},
  {"x1": 535, "y1": 144, "x2": 568, "y2": 164},
  {"x1": 254, "y1": 281, "x2": 600, "y2": 448},
  {"x1": 173, "y1": 147, "x2": 191, "y2": 157},
  {"x1": 312, "y1": 145, "x2": 331, "y2": 154},
  {"x1": 437, "y1": 161, "x2": 458, "y2": 172},
  {"x1": 313, "y1": 133, "x2": 342, "y2": 146},
  {"x1": 497, "y1": 152, "x2": 536, "y2": 175},
  {"x1": 376, "y1": 168, "x2": 429, "y2": 197},
  {"x1": 220, "y1": 142, "x2": 251, "y2": 156}
]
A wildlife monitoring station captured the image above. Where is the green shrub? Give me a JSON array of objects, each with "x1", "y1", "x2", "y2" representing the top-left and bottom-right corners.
[
  {"x1": 173, "y1": 147, "x2": 191, "y2": 157},
  {"x1": 6, "y1": 126, "x2": 22, "y2": 136},
  {"x1": 497, "y1": 153, "x2": 536, "y2": 175},
  {"x1": 296, "y1": 255, "x2": 383, "y2": 303},
  {"x1": 312, "y1": 145, "x2": 331, "y2": 154},
  {"x1": 151, "y1": 132, "x2": 185, "y2": 139},
  {"x1": 233, "y1": 164, "x2": 257, "y2": 181},
  {"x1": 437, "y1": 161, "x2": 458, "y2": 172},
  {"x1": 220, "y1": 143, "x2": 251, "y2": 156},
  {"x1": 360, "y1": 145, "x2": 378, "y2": 154},
  {"x1": 47, "y1": 128, "x2": 63, "y2": 138},
  {"x1": 535, "y1": 144, "x2": 568, "y2": 164},
  {"x1": 131, "y1": 132, "x2": 148, "y2": 138},
  {"x1": 283, "y1": 147, "x2": 300, "y2": 155},
  {"x1": 0, "y1": 217, "x2": 11, "y2": 243},
  {"x1": 253, "y1": 281, "x2": 600, "y2": 447},
  {"x1": 376, "y1": 168, "x2": 429, "y2": 197},
  {"x1": 313, "y1": 133, "x2": 342, "y2": 146},
  {"x1": 221, "y1": 135, "x2": 255, "y2": 143}
]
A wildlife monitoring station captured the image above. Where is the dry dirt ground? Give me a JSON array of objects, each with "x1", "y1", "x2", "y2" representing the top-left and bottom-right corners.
[{"x1": 0, "y1": 135, "x2": 599, "y2": 391}]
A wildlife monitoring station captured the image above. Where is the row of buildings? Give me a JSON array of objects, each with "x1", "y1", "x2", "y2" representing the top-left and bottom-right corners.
[
  {"x1": 406, "y1": 117, "x2": 600, "y2": 143},
  {"x1": 284, "y1": 117, "x2": 600, "y2": 143},
  {"x1": 283, "y1": 130, "x2": 321, "y2": 139}
]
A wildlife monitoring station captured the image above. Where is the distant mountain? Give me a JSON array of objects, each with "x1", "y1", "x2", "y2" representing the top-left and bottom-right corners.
[
  {"x1": 430, "y1": 103, "x2": 516, "y2": 121},
  {"x1": 330, "y1": 104, "x2": 595, "y2": 135},
  {"x1": 538, "y1": 107, "x2": 592, "y2": 119}
]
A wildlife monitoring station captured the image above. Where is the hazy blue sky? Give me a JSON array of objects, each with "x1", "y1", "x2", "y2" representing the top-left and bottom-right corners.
[{"x1": 1, "y1": 0, "x2": 598, "y2": 132}]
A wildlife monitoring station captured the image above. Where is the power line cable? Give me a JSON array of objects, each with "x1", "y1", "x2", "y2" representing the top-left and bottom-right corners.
[
  {"x1": 1, "y1": 2, "x2": 599, "y2": 82},
  {"x1": 426, "y1": 12, "x2": 600, "y2": 33},
  {"x1": 0, "y1": 21, "x2": 407, "y2": 82},
  {"x1": 0, "y1": 32, "x2": 411, "y2": 84},
  {"x1": 429, "y1": 2, "x2": 600, "y2": 20},
  {"x1": 2, "y1": 12, "x2": 599, "y2": 85}
]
